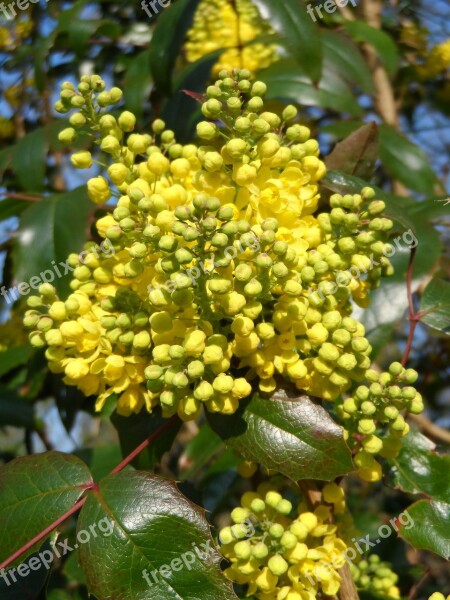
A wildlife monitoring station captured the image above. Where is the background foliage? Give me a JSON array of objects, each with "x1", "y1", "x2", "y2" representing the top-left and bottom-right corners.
[{"x1": 0, "y1": 0, "x2": 449, "y2": 598}]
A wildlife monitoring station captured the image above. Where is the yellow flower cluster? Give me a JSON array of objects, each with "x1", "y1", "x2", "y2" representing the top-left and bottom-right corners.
[
  {"x1": 417, "y1": 39, "x2": 450, "y2": 79},
  {"x1": 350, "y1": 554, "x2": 400, "y2": 598},
  {"x1": 0, "y1": 116, "x2": 14, "y2": 139},
  {"x1": 24, "y1": 69, "x2": 402, "y2": 424},
  {"x1": 429, "y1": 594, "x2": 450, "y2": 600},
  {"x1": 220, "y1": 485, "x2": 348, "y2": 599},
  {"x1": 0, "y1": 19, "x2": 33, "y2": 51},
  {"x1": 185, "y1": 0, "x2": 278, "y2": 75},
  {"x1": 337, "y1": 362, "x2": 423, "y2": 482}
]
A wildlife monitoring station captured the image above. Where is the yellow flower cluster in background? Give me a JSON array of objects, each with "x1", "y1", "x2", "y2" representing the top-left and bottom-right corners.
[
  {"x1": 417, "y1": 39, "x2": 450, "y2": 79},
  {"x1": 350, "y1": 554, "x2": 400, "y2": 598},
  {"x1": 23, "y1": 69, "x2": 422, "y2": 452},
  {"x1": 185, "y1": 0, "x2": 278, "y2": 75}
]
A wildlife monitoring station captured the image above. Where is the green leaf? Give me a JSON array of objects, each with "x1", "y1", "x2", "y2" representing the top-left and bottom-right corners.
[
  {"x1": 261, "y1": 60, "x2": 363, "y2": 117},
  {"x1": 0, "y1": 543, "x2": 51, "y2": 599},
  {"x1": 0, "y1": 452, "x2": 93, "y2": 564},
  {"x1": 77, "y1": 471, "x2": 238, "y2": 600},
  {"x1": 388, "y1": 430, "x2": 450, "y2": 502},
  {"x1": 162, "y1": 51, "x2": 221, "y2": 142},
  {"x1": 111, "y1": 407, "x2": 181, "y2": 470},
  {"x1": 75, "y1": 444, "x2": 123, "y2": 481},
  {"x1": 0, "y1": 385, "x2": 34, "y2": 428},
  {"x1": 122, "y1": 50, "x2": 152, "y2": 119},
  {"x1": 11, "y1": 129, "x2": 48, "y2": 192},
  {"x1": 325, "y1": 122, "x2": 379, "y2": 179},
  {"x1": 398, "y1": 500, "x2": 450, "y2": 559},
  {"x1": 0, "y1": 346, "x2": 34, "y2": 378},
  {"x1": 343, "y1": 21, "x2": 399, "y2": 76},
  {"x1": 379, "y1": 125, "x2": 438, "y2": 194},
  {"x1": 252, "y1": 0, "x2": 322, "y2": 82},
  {"x1": 12, "y1": 187, "x2": 93, "y2": 297},
  {"x1": 0, "y1": 199, "x2": 30, "y2": 221},
  {"x1": 323, "y1": 31, "x2": 374, "y2": 94},
  {"x1": 419, "y1": 278, "x2": 450, "y2": 335},
  {"x1": 149, "y1": 0, "x2": 201, "y2": 96},
  {"x1": 181, "y1": 423, "x2": 225, "y2": 479},
  {"x1": 208, "y1": 391, "x2": 353, "y2": 481}
]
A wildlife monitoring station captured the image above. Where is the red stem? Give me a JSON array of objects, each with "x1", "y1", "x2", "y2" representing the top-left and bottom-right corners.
[
  {"x1": 0, "y1": 415, "x2": 180, "y2": 571},
  {"x1": 110, "y1": 414, "x2": 179, "y2": 474},
  {"x1": 0, "y1": 496, "x2": 88, "y2": 571},
  {"x1": 402, "y1": 245, "x2": 419, "y2": 366}
]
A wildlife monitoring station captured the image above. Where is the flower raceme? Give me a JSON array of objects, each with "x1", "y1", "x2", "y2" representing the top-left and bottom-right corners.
[
  {"x1": 24, "y1": 70, "x2": 422, "y2": 444},
  {"x1": 185, "y1": 0, "x2": 278, "y2": 75}
]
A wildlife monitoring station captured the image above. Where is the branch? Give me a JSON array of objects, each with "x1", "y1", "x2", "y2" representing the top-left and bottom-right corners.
[
  {"x1": 409, "y1": 414, "x2": 450, "y2": 445},
  {"x1": 402, "y1": 245, "x2": 418, "y2": 366},
  {"x1": 0, "y1": 414, "x2": 180, "y2": 571},
  {"x1": 0, "y1": 495, "x2": 88, "y2": 571}
]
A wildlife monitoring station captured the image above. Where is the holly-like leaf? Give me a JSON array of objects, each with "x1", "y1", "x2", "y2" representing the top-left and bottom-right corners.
[
  {"x1": 261, "y1": 60, "x2": 363, "y2": 117},
  {"x1": 388, "y1": 430, "x2": 450, "y2": 502},
  {"x1": 252, "y1": 0, "x2": 322, "y2": 82},
  {"x1": 323, "y1": 31, "x2": 374, "y2": 94},
  {"x1": 0, "y1": 385, "x2": 34, "y2": 428},
  {"x1": 0, "y1": 452, "x2": 93, "y2": 565},
  {"x1": 0, "y1": 346, "x2": 34, "y2": 378},
  {"x1": 207, "y1": 391, "x2": 353, "y2": 481},
  {"x1": 149, "y1": 0, "x2": 201, "y2": 96},
  {"x1": 344, "y1": 21, "x2": 399, "y2": 76},
  {"x1": 77, "y1": 470, "x2": 238, "y2": 600},
  {"x1": 12, "y1": 187, "x2": 93, "y2": 297},
  {"x1": 419, "y1": 278, "x2": 450, "y2": 335},
  {"x1": 111, "y1": 407, "x2": 181, "y2": 470},
  {"x1": 379, "y1": 125, "x2": 438, "y2": 195},
  {"x1": 398, "y1": 500, "x2": 450, "y2": 559},
  {"x1": 325, "y1": 122, "x2": 379, "y2": 179},
  {"x1": 11, "y1": 129, "x2": 48, "y2": 192}
]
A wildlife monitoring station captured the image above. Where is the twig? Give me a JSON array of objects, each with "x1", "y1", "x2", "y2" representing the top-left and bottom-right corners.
[
  {"x1": 110, "y1": 415, "x2": 179, "y2": 474},
  {"x1": 402, "y1": 246, "x2": 418, "y2": 366},
  {"x1": 409, "y1": 414, "x2": 450, "y2": 445},
  {"x1": 2, "y1": 193, "x2": 42, "y2": 203},
  {"x1": 0, "y1": 495, "x2": 89, "y2": 571}
]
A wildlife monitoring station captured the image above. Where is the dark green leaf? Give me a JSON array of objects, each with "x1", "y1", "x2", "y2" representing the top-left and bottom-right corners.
[
  {"x1": 261, "y1": 60, "x2": 363, "y2": 117},
  {"x1": 13, "y1": 187, "x2": 93, "y2": 297},
  {"x1": 379, "y1": 125, "x2": 438, "y2": 194},
  {"x1": 0, "y1": 385, "x2": 34, "y2": 428},
  {"x1": 181, "y1": 423, "x2": 225, "y2": 479},
  {"x1": 0, "y1": 452, "x2": 93, "y2": 564},
  {"x1": 11, "y1": 129, "x2": 48, "y2": 192},
  {"x1": 388, "y1": 430, "x2": 450, "y2": 502},
  {"x1": 419, "y1": 278, "x2": 450, "y2": 335},
  {"x1": 123, "y1": 50, "x2": 152, "y2": 119},
  {"x1": 398, "y1": 500, "x2": 450, "y2": 559},
  {"x1": 111, "y1": 407, "x2": 181, "y2": 470},
  {"x1": 78, "y1": 471, "x2": 238, "y2": 600},
  {"x1": 325, "y1": 122, "x2": 379, "y2": 179},
  {"x1": 149, "y1": 0, "x2": 201, "y2": 96},
  {"x1": 0, "y1": 199, "x2": 30, "y2": 221},
  {"x1": 0, "y1": 346, "x2": 34, "y2": 378},
  {"x1": 208, "y1": 391, "x2": 353, "y2": 481},
  {"x1": 75, "y1": 444, "x2": 123, "y2": 481},
  {"x1": 252, "y1": 0, "x2": 322, "y2": 82},
  {"x1": 323, "y1": 31, "x2": 374, "y2": 94},
  {"x1": 162, "y1": 51, "x2": 221, "y2": 142},
  {"x1": 0, "y1": 543, "x2": 51, "y2": 599},
  {"x1": 344, "y1": 21, "x2": 399, "y2": 76}
]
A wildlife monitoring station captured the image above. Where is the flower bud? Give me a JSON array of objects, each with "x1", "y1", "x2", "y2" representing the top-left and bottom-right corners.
[
  {"x1": 71, "y1": 151, "x2": 93, "y2": 169},
  {"x1": 118, "y1": 111, "x2": 136, "y2": 132}
]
